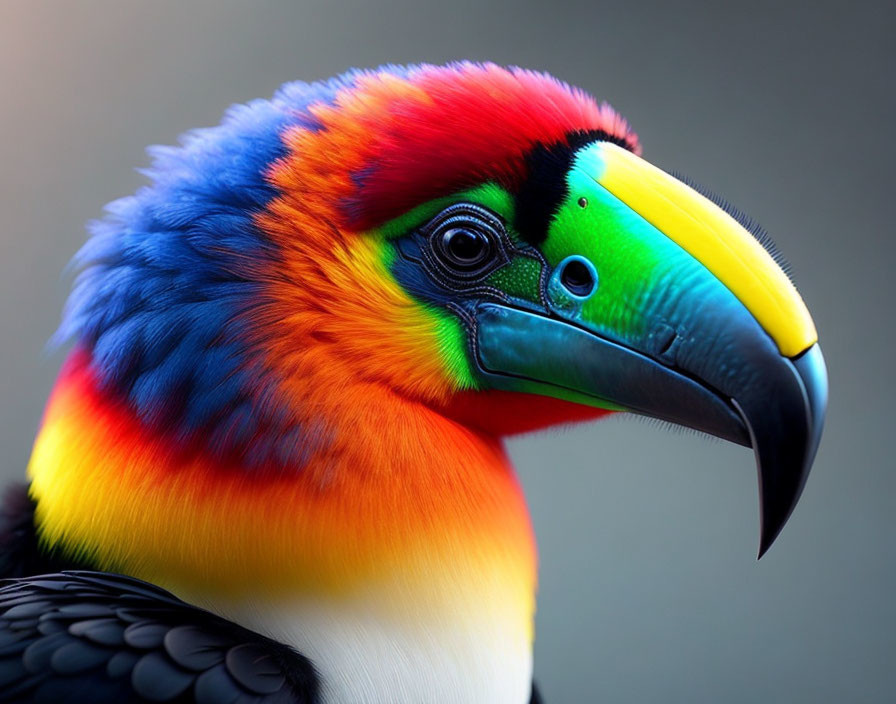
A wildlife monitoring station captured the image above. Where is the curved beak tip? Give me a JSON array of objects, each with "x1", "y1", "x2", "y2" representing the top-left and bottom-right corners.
[{"x1": 754, "y1": 343, "x2": 828, "y2": 559}]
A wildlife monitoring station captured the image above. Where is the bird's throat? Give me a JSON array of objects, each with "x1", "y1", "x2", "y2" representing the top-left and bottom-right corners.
[{"x1": 28, "y1": 351, "x2": 537, "y2": 702}]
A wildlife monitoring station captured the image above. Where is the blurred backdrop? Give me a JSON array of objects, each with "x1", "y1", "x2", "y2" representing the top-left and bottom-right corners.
[{"x1": 0, "y1": 1, "x2": 893, "y2": 701}]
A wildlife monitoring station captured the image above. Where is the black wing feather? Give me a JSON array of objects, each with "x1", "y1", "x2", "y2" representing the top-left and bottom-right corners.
[
  {"x1": 0, "y1": 485, "x2": 90, "y2": 579},
  {"x1": 529, "y1": 681, "x2": 544, "y2": 704},
  {"x1": 0, "y1": 571, "x2": 319, "y2": 703}
]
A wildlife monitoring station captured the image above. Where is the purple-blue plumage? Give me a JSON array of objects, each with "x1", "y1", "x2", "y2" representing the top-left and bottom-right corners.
[{"x1": 53, "y1": 73, "x2": 367, "y2": 458}]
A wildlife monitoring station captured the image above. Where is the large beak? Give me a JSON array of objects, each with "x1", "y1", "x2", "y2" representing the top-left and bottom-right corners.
[{"x1": 472, "y1": 143, "x2": 828, "y2": 556}]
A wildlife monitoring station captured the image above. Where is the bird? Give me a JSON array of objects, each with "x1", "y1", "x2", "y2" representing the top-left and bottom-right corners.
[{"x1": 0, "y1": 62, "x2": 827, "y2": 703}]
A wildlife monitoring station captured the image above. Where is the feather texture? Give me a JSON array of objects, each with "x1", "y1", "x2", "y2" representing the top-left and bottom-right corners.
[{"x1": 0, "y1": 571, "x2": 319, "y2": 703}]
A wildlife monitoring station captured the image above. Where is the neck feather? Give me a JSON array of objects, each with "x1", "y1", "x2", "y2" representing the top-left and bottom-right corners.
[{"x1": 28, "y1": 351, "x2": 538, "y2": 697}]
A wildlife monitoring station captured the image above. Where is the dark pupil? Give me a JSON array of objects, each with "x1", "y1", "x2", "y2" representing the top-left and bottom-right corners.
[
  {"x1": 443, "y1": 228, "x2": 487, "y2": 265},
  {"x1": 560, "y1": 260, "x2": 594, "y2": 296}
]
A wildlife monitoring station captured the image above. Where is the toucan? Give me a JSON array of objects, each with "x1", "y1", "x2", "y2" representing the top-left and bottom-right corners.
[{"x1": 0, "y1": 63, "x2": 827, "y2": 703}]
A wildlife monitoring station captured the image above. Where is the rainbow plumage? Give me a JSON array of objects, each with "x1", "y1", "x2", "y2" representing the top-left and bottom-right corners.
[
  {"x1": 9, "y1": 62, "x2": 826, "y2": 703},
  {"x1": 31, "y1": 62, "x2": 627, "y2": 593}
]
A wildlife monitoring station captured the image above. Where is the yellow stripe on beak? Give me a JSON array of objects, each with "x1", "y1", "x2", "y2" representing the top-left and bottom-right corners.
[{"x1": 592, "y1": 142, "x2": 817, "y2": 357}]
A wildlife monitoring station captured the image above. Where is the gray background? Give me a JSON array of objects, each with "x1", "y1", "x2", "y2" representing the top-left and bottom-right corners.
[{"x1": 1, "y1": 1, "x2": 892, "y2": 701}]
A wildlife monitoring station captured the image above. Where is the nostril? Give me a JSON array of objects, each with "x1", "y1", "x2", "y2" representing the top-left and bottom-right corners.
[{"x1": 560, "y1": 259, "x2": 595, "y2": 297}]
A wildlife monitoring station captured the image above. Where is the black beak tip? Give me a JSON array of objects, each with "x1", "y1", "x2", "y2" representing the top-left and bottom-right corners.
[
  {"x1": 754, "y1": 343, "x2": 828, "y2": 559},
  {"x1": 758, "y1": 513, "x2": 790, "y2": 560}
]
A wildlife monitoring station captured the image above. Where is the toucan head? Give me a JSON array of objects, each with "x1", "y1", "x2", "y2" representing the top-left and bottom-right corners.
[{"x1": 44, "y1": 62, "x2": 825, "y2": 563}]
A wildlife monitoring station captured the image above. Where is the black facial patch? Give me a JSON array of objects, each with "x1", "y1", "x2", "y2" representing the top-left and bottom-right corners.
[{"x1": 513, "y1": 129, "x2": 632, "y2": 247}]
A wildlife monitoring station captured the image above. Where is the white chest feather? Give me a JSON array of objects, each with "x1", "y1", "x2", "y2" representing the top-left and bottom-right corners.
[{"x1": 195, "y1": 593, "x2": 533, "y2": 704}]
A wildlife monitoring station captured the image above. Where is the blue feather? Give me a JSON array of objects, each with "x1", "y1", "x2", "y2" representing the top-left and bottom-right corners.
[{"x1": 56, "y1": 72, "x2": 368, "y2": 465}]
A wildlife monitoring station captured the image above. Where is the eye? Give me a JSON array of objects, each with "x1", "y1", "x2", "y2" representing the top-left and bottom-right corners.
[
  {"x1": 425, "y1": 203, "x2": 505, "y2": 278},
  {"x1": 441, "y1": 227, "x2": 492, "y2": 269}
]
